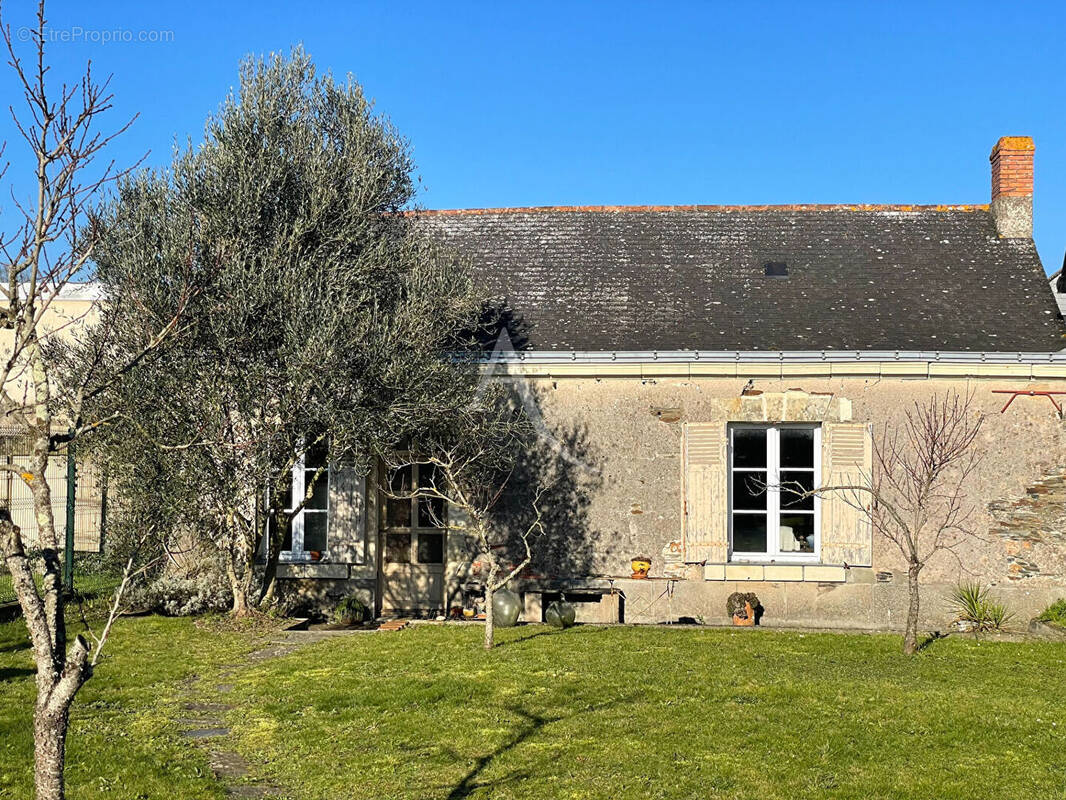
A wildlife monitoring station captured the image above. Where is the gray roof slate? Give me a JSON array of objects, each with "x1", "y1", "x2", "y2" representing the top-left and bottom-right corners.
[{"x1": 418, "y1": 207, "x2": 1064, "y2": 352}]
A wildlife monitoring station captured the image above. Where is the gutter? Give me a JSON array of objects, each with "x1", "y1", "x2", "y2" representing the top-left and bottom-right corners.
[{"x1": 485, "y1": 350, "x2": 1066, "y2": 365}]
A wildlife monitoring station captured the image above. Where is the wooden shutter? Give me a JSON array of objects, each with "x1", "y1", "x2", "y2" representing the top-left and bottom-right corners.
[
  {"x1": 682, "y1": 423, "x2": 728, "y2": 564},
  {"x1": 820, "y1": 422, "x2": 873, "y2": 566},
  {"x1": 327, "y1": 465, "x2": 367, "y2": 565}
]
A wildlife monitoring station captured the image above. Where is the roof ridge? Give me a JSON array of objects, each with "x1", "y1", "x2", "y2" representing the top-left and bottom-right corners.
[{"x1": 408, "y1": 203, "x2": 990, "y2": 216}]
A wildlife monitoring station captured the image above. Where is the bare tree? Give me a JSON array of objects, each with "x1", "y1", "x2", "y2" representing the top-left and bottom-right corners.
[
  {"x1": 386, "y1": 386, "x2": 546, "y2": 650},
  {"x1": 781, "y1": 391, "x2": 984, "y2": 654},
  {"x1": 874, "y1": 392, "x2": 984, "y2": 653},
  {"x1": 0, "y1": 4, "x2": 188, "y2": 799}
]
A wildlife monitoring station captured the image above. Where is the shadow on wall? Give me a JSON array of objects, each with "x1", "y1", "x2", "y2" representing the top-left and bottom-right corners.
[{"x1": 490, "y1": 385, "x2": 609, "y2": 586}]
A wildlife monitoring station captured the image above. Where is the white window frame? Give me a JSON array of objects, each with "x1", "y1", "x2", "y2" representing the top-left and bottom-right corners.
[
  {"x1": 729, "y1": 423, "x2": 820, "y2": 563},
  {"x1": 279, "y1": 447, "x2": 330, "y2": 563}
]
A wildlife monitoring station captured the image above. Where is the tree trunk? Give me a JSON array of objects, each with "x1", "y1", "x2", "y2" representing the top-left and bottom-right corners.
[
  {"x1": 231, "y1": 584, "x2": 252, "y2": 616},
  {"x1": 224, "y1": 513, "x2": 258, "y2": 617},
  {"x1": 258, "y1": 513, "x2": 283, "y2": 609},
  {"x1": 225, "y1": 550, "x2": 254, "y2": 617},
  {"x1": 33, "y1": 704, "x2": 69, "y2": 800},
  {"x1": 903, "y1": 562, "x2": 922, "y2": 655},
  {"x1": 483, "y1": 584, "x2": 495, "y2": 650},
  {"x1": 258, "y1": 566, "x2": 279, "y2": 609}
]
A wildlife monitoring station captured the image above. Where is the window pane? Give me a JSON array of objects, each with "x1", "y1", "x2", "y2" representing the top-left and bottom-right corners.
[
  {"x1": 385, "y1": 533, "x2": 411, "y2": 563},
  {"x1": 733, "y1": 428, "x2": 767, "y2": 468},
  {"x1": 732, "y1": 514, "x2": 767, "y2": 552},
  {"x1": 417, "y1": 532, "x2": 444, "y2": 564},
  {"x1": 390, "y1": 465, "x2": 413, "y2": 494},
  {"x1": 304, "y1": 470, "x2": 329, "y2": 510},
  {"x1": 386, "y1": 498, "x2": 411, "y2": 528},
  {"x1": 780, "y1": 428, "x2": 814, "y2": 468},
  {"x1": 274, "y1": 479, "x2": 293, "y2": 514},
  {"x1": 386, "y1": 465, "x2": 412, "y2": 527},
  {"x1": 306, "y1": 439, "x2": 329, "y2": 469},
  {"x1": 780, "y1": 470, "x2": 815, "y2": 510},
  {"x1": 416, "y1": 465, "x2": 444, "y2": 526},
  {"x1": 418, "y1": 496, "x2": 445, "y2": 528},
  {"x1": 278, "y1": 514, "x2": 293, "y2": 552},
  {"x1": 733, "y1": 471, "x2": 767, "y2": 510},
  {"x1": 303, "y1": 512, "x2": 327, "y2": 552},
  {"x1": 417, "y1": 463, "x2": 440, "y2": 490},
  {"x1": 779, "y1": 513, "x2": 815, "y2": 553}
]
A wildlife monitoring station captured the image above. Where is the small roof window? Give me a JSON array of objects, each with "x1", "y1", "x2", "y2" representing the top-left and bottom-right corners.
[{"x1": 764, "y1": 261, "x2": 789, "y2": 278}]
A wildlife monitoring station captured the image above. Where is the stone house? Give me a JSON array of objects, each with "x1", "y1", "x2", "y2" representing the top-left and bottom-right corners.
[{"x1": 278, "y1": 136, "x2": 1066, "y2": 628}]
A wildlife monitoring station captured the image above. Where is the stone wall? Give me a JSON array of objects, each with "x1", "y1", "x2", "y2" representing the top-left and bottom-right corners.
[
  {"x1": 989, "y1": 466, "x2": 1066, "y2": 584},
  {"x1": 508, "y1": 373, "x2": 1066, "y2": 627},
  {"x1": 275, "y1": 371, "x2": 1066, "y2": 628}
]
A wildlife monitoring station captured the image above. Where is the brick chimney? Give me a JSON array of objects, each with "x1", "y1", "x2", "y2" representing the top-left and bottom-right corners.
[{"x1": 989, "y1": 136, "x2": 1034, "y2": 238}]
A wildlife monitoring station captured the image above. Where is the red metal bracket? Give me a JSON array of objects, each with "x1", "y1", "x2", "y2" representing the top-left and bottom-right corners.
[{"x1": 991, "y1": 389, "x2": 1066, "y2": 414}]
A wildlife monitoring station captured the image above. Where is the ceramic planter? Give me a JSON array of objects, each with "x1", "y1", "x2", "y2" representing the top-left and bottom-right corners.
[
  {"x1": 630, "y1": 557, "x2": 651, "y2": 579},
  {"x1": 732, "y1": 602, "x2": 755, "y2": 627}
]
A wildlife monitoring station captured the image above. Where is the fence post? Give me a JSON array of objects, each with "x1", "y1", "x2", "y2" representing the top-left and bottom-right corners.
[{"x1": 64, "y1": 437, "x2": 76, "y2": 591}]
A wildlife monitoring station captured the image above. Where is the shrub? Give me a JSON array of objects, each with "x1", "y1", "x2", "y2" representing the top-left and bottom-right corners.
[
  {"x1": 125, "y1": 570, "x2": 233, "y2": 617},
  {"x1": 1037, "y1": 598, "x2": 1066, "y2": 628},
  {"x1": 726, "y1": 591, "x2": 760, "y2": 619},
  {"x1": 949, "y1": 582, "x2": 1013, "y2": 632},
  {"x1": 331, "y1": 594, "x2": 371, "y2": 626}
]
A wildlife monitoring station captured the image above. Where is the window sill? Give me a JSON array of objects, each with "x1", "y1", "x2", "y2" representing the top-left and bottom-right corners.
[
  {"x1": 276, "y1": 563, "x2": 349, "y2": 580},
  {"x1": 279, "y1": 554, "x2": 330, "y2": 565},
  {"x1": 703, "y1": 563, "x2": 846, "y2": 583}
]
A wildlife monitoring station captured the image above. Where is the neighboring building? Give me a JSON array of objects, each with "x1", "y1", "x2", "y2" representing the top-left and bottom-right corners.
[
  {"x1": 1048, "y1": 258, "x2": 1066, "y2": 318},
  {"x1": 278, "y1": 136, "x2": 1066, "y2": 630},
  {"x1": 0, "y1": 284, "x2": 105, "y2": 553}
]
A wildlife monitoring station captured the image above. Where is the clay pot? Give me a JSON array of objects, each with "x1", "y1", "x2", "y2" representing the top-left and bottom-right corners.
[
  {"x1": 732, "y1": 601, "x2": 756, "y2": 627},
  {"x1": 631, "y1": 557, "x2": 651, "y2": 579}
]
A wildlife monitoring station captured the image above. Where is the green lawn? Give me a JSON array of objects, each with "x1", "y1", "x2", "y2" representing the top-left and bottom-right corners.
[
  {"x1": 0, "y1": 565, "x2": 121, "y2": 606},
  {"x1": 0, "y1": 615, "x2": 257, "y2": 799},
  {"x1": 2, "y1": 620, "x2": 1065, "y2": 799}
]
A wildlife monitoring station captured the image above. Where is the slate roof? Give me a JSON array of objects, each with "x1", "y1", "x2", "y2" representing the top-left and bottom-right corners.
[{"x1": 417, "y1": 206, "x2": 1065, "y2": 352}]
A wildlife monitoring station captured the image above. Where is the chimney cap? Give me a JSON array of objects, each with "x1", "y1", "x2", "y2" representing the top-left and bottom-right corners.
[{"x1": 990, "y1": 136, "x2": 1035, "y2": 159}]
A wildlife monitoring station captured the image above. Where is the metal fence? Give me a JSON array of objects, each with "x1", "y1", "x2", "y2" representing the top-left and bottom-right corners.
[{"x1": 0, "y1": 429, "x2": 110, "y2": 606}]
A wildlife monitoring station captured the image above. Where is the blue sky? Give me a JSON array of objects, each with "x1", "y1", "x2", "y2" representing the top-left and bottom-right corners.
[{"x1": 4, "y1": 1, "x2": 1065, "y2": 273}]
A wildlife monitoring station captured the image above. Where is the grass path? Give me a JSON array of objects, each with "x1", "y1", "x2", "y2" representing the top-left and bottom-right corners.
[
  {"x1": 174, "y1": 628, "x2": 356, "y2": 797},
  {"x1": 0, "y1": 615, "x2": 262, "y2": 798}
]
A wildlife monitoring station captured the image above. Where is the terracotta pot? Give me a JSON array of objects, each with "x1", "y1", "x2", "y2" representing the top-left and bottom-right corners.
[
  {"x1": 732, "y1": 601, "x2": 756, "y2": 627},
  {"x1": 631, "y1": 557, "x2": 651, "y2": 579},
  {"x1": 309, "y1": 550, "x2": 322, "y2": 562}
]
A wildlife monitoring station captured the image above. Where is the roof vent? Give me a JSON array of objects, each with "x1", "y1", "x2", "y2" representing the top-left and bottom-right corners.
[{"x1": 764, "y1": 261, "x2": 788, "y2": 278}]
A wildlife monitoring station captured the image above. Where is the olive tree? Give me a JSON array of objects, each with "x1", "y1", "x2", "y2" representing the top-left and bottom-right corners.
[{"x1": 72, "y1": 47, "x2": 483, "y2": 615}]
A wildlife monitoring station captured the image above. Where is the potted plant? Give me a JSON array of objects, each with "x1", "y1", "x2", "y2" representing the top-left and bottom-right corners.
[
  {"x1": 727, "y1": 591, "x2": 760, "y2": 627},
  {"x1": 330, "y1": 594, "x2": 370, "y2": 627},
  {"x1": 630, "y1": 556, "x2": 652, "y2": 579}
]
